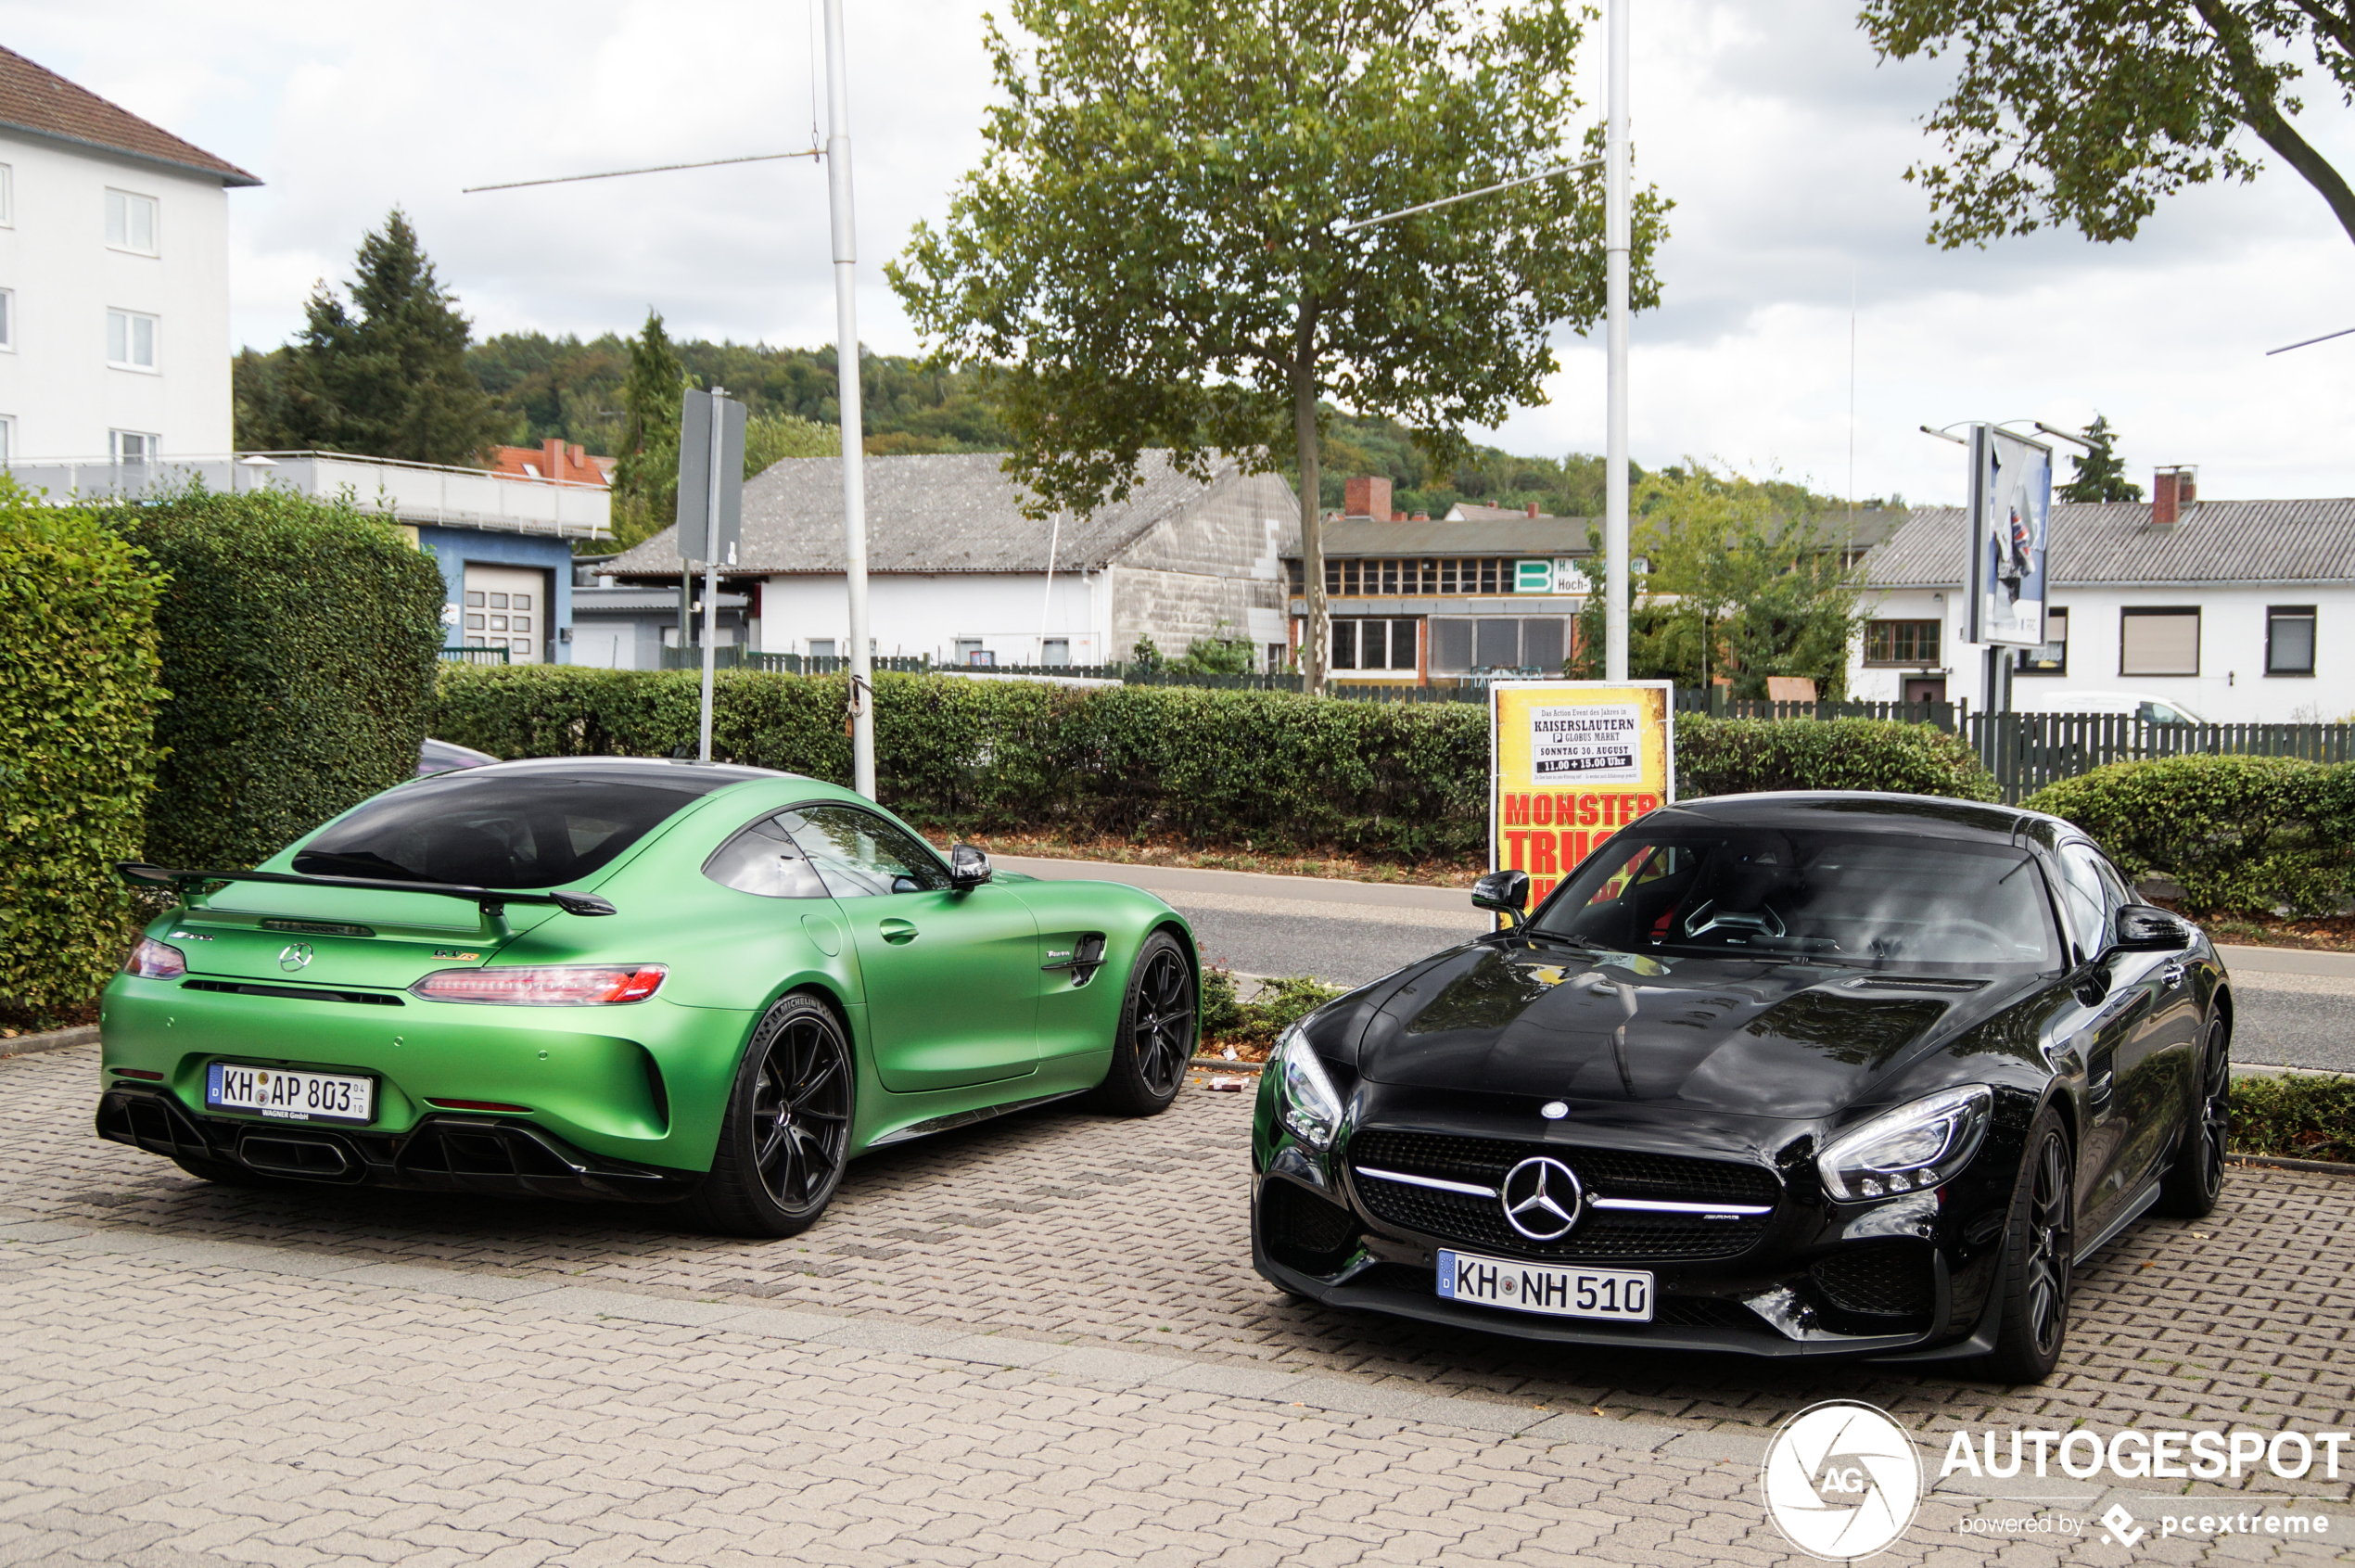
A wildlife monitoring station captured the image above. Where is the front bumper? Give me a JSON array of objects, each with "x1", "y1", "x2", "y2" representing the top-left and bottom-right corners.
[
  {"x1": 1250, "y1": 1087, "x2": 2027, "y2": 1362},
  {"x1": 96, "y1": 1086, "x2": 698, "y2": 1204}
]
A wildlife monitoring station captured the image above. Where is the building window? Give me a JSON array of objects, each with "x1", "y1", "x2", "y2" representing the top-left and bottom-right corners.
[
  {"x1": 2120, "y1": 607, "x2": 2199, "y2": 677},
  {"x1": 106, "y1": 189, "x2": 159, "y2": 254},
  {"x1": 0, "y1": 415, "x2": 13, "y2": 465},
  {"x1": 1863, "y1": 618, "x2": 1941, "y2": 666},
  {"x1": 808, "y1": 639, "x2": 837, "y2": 660},
  {"x1": 109, "y1": 430, "x2": 159, "y2": 464},
  {"x1": 1041, "y1": 638, "x2": 1070, "y2": 668},
  {"x1": 0, "y1": 163, "x2": 12, "y2": 226},
  {"x1": 0, "y1": 288, "x2": 11, "y2": 351},
  {"x1": 1331, "y1": 617, "x2": 1418, "y2": 671},
  {"x1": 954, "y1": 638, "x2": 993, "y2": 667},
  {"x1": 2266, "y1": 606, "x2": 2316, "y2": 676},
  {"x1": 2017, "y1": 607, "x2": 2068, "y2": 674},
  {"x1": 107, "y1": 310, "x2": 159, "y2": 370}
]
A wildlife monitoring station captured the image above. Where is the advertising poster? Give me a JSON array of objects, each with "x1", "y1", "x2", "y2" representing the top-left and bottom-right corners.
[
  {"x1": 1489, "y1": 680, "x2": 1675, "y2": 909},
  {"x1": 1965, "y1": 426, "x2": 2053, "y2": 647}
]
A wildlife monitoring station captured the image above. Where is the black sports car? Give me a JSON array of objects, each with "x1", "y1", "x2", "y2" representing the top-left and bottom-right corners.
[{"x1": 1252, "y1": 792, "x2": 2232, "y2": 1383}]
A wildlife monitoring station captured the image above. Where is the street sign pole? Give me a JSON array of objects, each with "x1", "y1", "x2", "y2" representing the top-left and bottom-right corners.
[
  {"x1": 823, "y1": 0, "x2": 875, "y2": 800},
  {"x1": 699, "y1": 388, "x2": 726, "y2": 762},
  {"x1": 678, "y1": 387, "x2": 745, "y2": 763},
  {"x1": 1603, "y1": 0, "x2": 1631, "y2": 682}
]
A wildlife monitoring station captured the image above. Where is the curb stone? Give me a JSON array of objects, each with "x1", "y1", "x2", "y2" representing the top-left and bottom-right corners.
[{"x1": 0, "y1": 1025, "x2": 96, "y2": 1057}]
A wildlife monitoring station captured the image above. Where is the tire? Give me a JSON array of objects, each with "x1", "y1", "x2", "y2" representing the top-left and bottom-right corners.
[
  {"x1": 1086, "y1": 930, "x2": 1195, "y2": 1115},
  {"x1": 2157, "y1": 1011, "x2": 2229, "y2": 1219},
  {"x1": 681, "y1": 993, "x2": 856, "y2": 1239},
  {"x1": 170, "y1": 1152, "x2": 292, "y2": 1190},
  {"x1": 1976, "y1": 1106, "x2": 2074, "y2": 1384}
]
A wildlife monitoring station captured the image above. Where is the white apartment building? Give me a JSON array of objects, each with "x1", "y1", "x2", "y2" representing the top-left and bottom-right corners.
[{"x1": 0, "y1": 45, "x2": 256, "y2": 464}]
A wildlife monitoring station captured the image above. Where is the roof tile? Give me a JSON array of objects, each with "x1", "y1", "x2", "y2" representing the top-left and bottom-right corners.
[{"x1": 0, "y1": 45, "x2": 259, "y2": 186}]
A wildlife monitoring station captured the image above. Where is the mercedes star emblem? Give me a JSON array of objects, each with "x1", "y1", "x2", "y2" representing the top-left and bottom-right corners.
[
  {"x1": 277, "y1": 942, "x2": 313, "y2": 973},
  {"x1": 1500, "y1": 1156, "x2": 1584, "y2": 1241}
]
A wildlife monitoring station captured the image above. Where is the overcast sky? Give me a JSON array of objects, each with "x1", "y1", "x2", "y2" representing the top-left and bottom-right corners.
[{"x1": 13, "y1": 0, "x2": 2351, "y2": 505}]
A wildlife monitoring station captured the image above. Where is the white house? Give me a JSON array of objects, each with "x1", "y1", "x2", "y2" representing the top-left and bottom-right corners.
[
  {"x1": 1850, "y1": 473, "x2": 2355, "y2": 722},
  {"x1": 0, "y1": 45, "x2": 256, "y2": 464},
  {"x1": 597, "y1": 451, "x2": 1301, "y2": 671}
]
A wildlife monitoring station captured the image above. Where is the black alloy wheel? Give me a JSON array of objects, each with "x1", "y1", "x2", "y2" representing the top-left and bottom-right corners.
[
  {"x1": 1088, "y1": 930, "x2": 1195, "y2": 1115},
  {"x1": 1980, "y1": 1107, "x2": 2074, "y2": 1383},
  {"x1": 2158, "y1": 1012, "x2": 2230, "y2": 1218},
  {"x1": 687, "y1": 993, "x2": 855, "y2": 1238}
]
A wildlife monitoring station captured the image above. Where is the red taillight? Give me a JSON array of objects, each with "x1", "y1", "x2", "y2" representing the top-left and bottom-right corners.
[
  {"x1": 125, "y1": 938, "x2": 185, "y2": 979},
  {"x1": 408, "y1": 965, "x2": 668, "y2": 1006}
]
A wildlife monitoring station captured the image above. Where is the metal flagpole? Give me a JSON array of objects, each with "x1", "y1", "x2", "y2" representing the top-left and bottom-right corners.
[
  {"x1": 1603, "y1": 0, "x2": 1631, "y2": 682},
  {"x1": 822, "y1": 0, "x2": 874, "y2": 799},
  {"x1": 699, "y1": 388, "x2": 726, "y2": 762}
]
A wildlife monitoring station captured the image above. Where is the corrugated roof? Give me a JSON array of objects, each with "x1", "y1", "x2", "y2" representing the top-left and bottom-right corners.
[
  {"x1": 604, "y1": 450, "x2": 1268, "y2": 576},
  {"x1": 0, "y1": 46, "x2": 260, "y2": 186},
  {"x1": 1864, "y1": 498, "x2": 2355, "y2": 587}
]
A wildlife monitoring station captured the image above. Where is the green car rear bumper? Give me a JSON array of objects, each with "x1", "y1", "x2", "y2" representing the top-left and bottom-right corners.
[{"x1": 96, "y1": 972, "x2": 759, "y2": 1198}]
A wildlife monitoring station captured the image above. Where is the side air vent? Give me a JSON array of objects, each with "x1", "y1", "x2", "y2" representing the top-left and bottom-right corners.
[{"x1": 1843, "y1": 975, "x2": 1989, "y2": 994}]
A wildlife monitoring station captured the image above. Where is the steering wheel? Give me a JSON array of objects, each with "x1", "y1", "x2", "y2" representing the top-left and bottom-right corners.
[{"x1": 1912, "y1": 918, "x2": 2013, "y2": 958}]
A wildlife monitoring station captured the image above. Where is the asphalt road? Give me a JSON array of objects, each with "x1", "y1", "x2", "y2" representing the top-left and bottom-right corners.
[{"x1": 997, "y1": 855, "x2": 2355, "y2": 1074}]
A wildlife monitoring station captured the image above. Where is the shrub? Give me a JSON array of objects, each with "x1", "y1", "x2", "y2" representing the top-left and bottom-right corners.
[
  {"x1": 93, "y1": 484, "x2": 448, "y2": 870},
  {"x1": 0, "y1": 484, "x2": 166, "y2": 1016},
  {"x1": 2025, "y1": 755, "x2": 2355, "y2": 916},
  {"x1": 1675, "y1": 713, "x2": 1998, "y2": 802},
  {"x1": 2231, "y1": 1072, "x2": 2355, "y2": 1165}
]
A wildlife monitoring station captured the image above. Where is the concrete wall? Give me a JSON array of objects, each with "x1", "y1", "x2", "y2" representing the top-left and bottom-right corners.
[
  {"x1": 416, "y1": 526, "x2": 578, "y2": 664},
  {"x1": 0, "y1": 133, "x2": 234, "y2": 460},
  {"x1": 1106, "y1": 469, "x2": 1298, "y2": 664},
  {"x1": 1849, "y1": 583, "x2": 2355, "y2": 722}
]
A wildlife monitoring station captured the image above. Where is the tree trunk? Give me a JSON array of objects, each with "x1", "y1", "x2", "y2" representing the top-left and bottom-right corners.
[
  {"x1": 1291, "y1": 305, "x2": 1326, "y2": 697},
  {"x1": 2196, "y1": 0, "x2": 2355, "y2": 248}
]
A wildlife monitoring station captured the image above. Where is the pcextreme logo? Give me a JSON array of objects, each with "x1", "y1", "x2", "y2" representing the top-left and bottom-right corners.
[{"x1": 1759, "y1": 1400, "x2": 1925, "y2": 1561}]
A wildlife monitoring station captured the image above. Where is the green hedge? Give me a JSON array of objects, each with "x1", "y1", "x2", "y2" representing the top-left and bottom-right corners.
[
  {"x1": 2025, "y1": 756, "x2": 2355, "y2": 916},
  {"x1": 2231, "y1": 1073, "x2": 2355, "y2": 1165},
  {"x1": 435, "y1": 668, "x2": 2005, "y2": 857},
  {"x1": 1675, "y1": 713, "x2": 1999, "y2": 802},
  {"x1": 94, "y1": 485, "x2": 448, "y2": 871},
  {"x1": 0, "y1": 483, "x2": 166, "y2": 1016}
]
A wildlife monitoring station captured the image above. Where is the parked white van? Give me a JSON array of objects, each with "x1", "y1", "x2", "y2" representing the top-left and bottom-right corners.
[{"x1": 2013, "y1": 690, "x2": 2209, "y2": 725}]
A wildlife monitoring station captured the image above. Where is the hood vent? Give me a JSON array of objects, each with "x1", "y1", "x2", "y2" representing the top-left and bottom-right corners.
[{"x1": 1842, "y1": 975, "x2": 1988, "y2": 994}]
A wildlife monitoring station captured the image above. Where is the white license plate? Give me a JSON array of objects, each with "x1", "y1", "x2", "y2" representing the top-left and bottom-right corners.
[
  {"x1": 205, "y1": 1063, "x2": 376, "y2": 1126},
  {"x1": 1435, "y1": 1249, "x2": 1655, "y2": 1321}
]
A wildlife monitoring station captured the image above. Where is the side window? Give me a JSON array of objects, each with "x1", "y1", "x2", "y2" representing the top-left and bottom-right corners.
[
  {"x1": 2089, "y1": 852, "x2": 2135, "y2": 914},
  {"x1": 779, "y1": 805, "x2": 951, "y2": 899},
  {"x1": 704, "y1": 815, "x2": 827, "y2": 899},
  {"x1": 2055, "y1": 845, "x2": 2111, "y2": 962}
]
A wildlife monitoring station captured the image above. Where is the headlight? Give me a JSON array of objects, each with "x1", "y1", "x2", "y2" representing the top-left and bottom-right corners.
[
  {"x1": 410, "y1": 964, "x2": 667, "y2": 1005},
  {"x1": 1273, "y1": 1023, "x2": 1345, "y2": 1150},
  {"x1": 1816, "y1": 1085, "x2": 1992, "y2": 1202}
]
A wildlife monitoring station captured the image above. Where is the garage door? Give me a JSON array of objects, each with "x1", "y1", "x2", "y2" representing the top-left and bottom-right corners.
[{"x1": 463, "y1": 566, "x2": 549, "y2": 663}]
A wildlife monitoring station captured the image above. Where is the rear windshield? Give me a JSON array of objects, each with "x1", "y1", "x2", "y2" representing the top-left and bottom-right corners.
[
  {"x1": 291, "y1": 771, "x2": 733, "y2": 889},
  {"x1": 1530, "y1": 829, "x2": 2060, "y2": 972}
]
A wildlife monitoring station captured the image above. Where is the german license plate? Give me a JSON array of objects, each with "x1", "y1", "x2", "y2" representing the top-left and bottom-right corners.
[
  {"x1": 1435, "y1": 1249, "x2": 1655, "y2": 1321},
  {"x1": 204, "y1": 1063, "x2": 375, "y2": 1126}
]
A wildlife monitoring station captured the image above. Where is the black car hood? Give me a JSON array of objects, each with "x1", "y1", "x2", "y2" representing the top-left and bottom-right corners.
[{"x1": 1359, "y1": 941, "x2": 2025, "y2": 1119}]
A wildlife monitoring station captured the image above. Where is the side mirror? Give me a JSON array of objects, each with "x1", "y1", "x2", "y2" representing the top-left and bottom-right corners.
[
  {"x1": 2112, "y1": 904, "x2": 2191, "y2": 953},
  {"x1": 1472, "y1": 868, "x2": 1531, "y2": 929},
  {"x1": 948, "y1": 843, "x2": 993, "y2": 889}
]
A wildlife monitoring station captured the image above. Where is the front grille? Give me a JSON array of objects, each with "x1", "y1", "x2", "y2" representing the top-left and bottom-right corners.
[
  {"x1": 1812, "y1": 1243, "x2": 1933, "y2": 1317},
  {"x1": 1347, "y1": 1129, "x2": 1779, "y2": 1262},
  {"x1": 1265, "y1": 1180, "x2": 1359, "y2": 1273}
]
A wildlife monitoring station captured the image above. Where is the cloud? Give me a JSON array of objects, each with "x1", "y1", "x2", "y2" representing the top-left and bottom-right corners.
[{"x1": 6, "y1": 0, "x2": 2350, "y2": 502}]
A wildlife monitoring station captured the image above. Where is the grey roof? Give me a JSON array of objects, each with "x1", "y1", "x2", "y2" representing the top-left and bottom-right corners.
[
  {"x1": 572, "y1": 587, "x2": 741, "y2": 613},
  {"x1": 1296, "y1": 517, "x2": 1594, "y2": 558},
  {"x1": 604, "y1": 451, "x2": 1257, "y2": 577},
  {"x1": 1864, "y1": 498, "x2": 2355, "y2": 588}
]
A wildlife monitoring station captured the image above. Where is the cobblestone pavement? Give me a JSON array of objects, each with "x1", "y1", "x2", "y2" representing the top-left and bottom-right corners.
[{"x1": 4, "y1": 1044, "x2": 2349, "y2": 1564}]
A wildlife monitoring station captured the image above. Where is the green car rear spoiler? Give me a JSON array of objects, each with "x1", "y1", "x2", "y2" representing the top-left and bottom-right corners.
[{"x1": 115, "y1": 861, "x2": 617, "y2": 923}]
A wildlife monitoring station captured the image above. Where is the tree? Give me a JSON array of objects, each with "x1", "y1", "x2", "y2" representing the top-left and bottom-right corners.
[
  {"x1": 891, "y1": 0, "x2": 1668, "y2": 694},
  {"x1": 1571, "y1": 466, "x2": 1863, "y2": 699},
  {"x1": 744, "y1": 411, "x2": 841, "y2": 475},
  {"x1": 2056, "y1": 414, "x2": 2146, "y2": 502},
  {"x1": 272, "y1": 210, "x2": 507, "y2": 465},
  {"x1": 611, "y1": 311, "x2": 687, "y2": 553},
  {"x1": 1862, "y1": 0, "x2": 2355, "y2": 250}
]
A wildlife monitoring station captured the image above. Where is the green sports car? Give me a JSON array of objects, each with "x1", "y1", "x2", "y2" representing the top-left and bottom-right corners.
[{"x1": 96, "y1": 758, "x2": 1200, "y2": 1236}]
